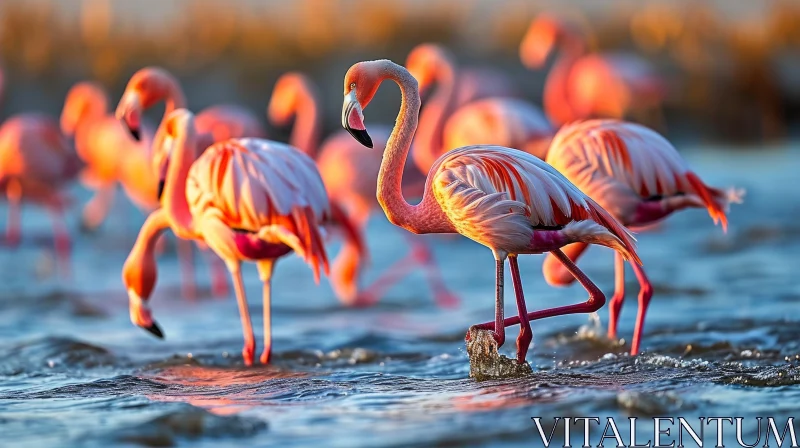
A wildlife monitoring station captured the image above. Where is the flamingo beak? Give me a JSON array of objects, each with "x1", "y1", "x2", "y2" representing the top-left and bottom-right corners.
[
  {"x1": 116, "y1": 92, "x2": 143, "y2": 142},
  {"x1": 342, "y1": 90, "x2": 372, "y2": 148},
  {"x1": 129, "y1": 127, "x2": 141, "y2": 142},
  {"x1": 157, "y1": 180, "x2": 165, "y2": 201},
  {"x1": 142, "y1": 322, "x2": 164, "y2": 339}
]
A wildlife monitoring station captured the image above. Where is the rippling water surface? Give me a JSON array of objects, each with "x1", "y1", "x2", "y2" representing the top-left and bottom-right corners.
[{"x1": 1, "y1": 146, "x2": 799, "y2": 447}]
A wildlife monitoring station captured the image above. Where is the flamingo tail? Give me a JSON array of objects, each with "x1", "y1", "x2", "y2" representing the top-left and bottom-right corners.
[{"x1": 685, "y1": 172, "x2": 745, "y2": 233}]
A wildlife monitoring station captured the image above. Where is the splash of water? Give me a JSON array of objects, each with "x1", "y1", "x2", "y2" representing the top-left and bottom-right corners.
[{"x1": 466, "y1": 328, "x2": 532, "y2": 381}]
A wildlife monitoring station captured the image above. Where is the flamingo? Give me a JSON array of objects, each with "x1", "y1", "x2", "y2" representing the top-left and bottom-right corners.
[
  {"x1": 268, "y1": 72, "x2": 457, "y2": 307},
  {"x1": 116, "y1": 67, "x2": 269, "y2": 298},
  {"x1": 340, "y1": 59, "x2": 641, "y2": 364},
  {"x1": 123, "y1": 108, "x2": 333, "y2": 366},
  {"x1": 520, "y1": 14, "x2": 666, "y2": 127},
  {"x1": 542, "y1": 119, "x2": 743, "y2": 354},
  {"x1": 61, "y1": 81, "x2": 158, "y2": 230},
  {"x1": 405, "y1": 43, "x2": 554, "y2": 174},
  {"x1": 0, "y1": 114, "x2": 82, "y2": 275}
]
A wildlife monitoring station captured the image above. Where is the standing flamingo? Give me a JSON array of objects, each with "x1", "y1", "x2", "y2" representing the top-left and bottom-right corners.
[
  {"x1": 268, "y1": 72, "x2": 457, "y2": 307},
  {"x1": 340, "y1": 59, "x2": 641, "y2": 364},
  {"x1": 520, "y1": 14, "x2": 666, "y2": 127},
  {"x1": 123, "y1": 109, "x2": 333, "y2": 366},
  {"x1": 116, "y1": 67, "x2": 269, "y2": 298},
  {"x1": 0, "y1": 114, "x2": 82, "y2": 275},
  {"x1": 405, "y1": 43, "x2": 554, "y2": 174},
  {"x1": 61, "y1": 81, "x2": 158, "y2": 230},
  {"x1": 542, "y1": 119, "x2": 742, "y2": 354}
]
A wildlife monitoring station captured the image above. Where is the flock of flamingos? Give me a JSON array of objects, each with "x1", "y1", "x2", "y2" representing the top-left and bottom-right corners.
[{"x1": 0, "y1": 15, "x2": 743, "y2": 367}]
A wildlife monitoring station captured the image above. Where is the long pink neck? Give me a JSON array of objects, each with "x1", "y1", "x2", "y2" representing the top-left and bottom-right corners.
[
  {"x1": 376, "y1": 61, "x2": 452, "y2": 234},
  {"x1": 412, "y1": 54, "x2": 457, "y2": 174},
  {"x1": 163, "y1": 125, "x2": 197, "y2": 239},
  {"x1": 144, "y1": 71, "x2": 187, "y2": 132},
  {"x1": 288, "y1": 78, "x2": 321, "y2": 157},
  {"x1": 124, "y1": 208, "x2": 170, "y2": 300},
  {"x1": 544, "y1": 34, "x2": 584, "y2": 126}
]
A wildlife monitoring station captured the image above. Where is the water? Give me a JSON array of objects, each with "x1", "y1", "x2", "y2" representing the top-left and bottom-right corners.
[{"x1": 1, "y1": 145, "x2": 799, "y2": 447}]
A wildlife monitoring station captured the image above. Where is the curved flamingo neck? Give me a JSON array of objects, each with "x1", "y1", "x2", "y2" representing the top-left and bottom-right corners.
[
  {"x1": 141, "y1": 71, "x2": 187, "y2": 129},
  {"x1": 375, "y1": 61, "x2": 451, "y2": 234},
  {"x1": 124, "y1": 208, "x2": 170, "y2": 299},
  {"x1": 412, "y1": 53, "x2": 458, "y2": 174},
  {"x1": 288, "y1": 78, "x2": 321, "y2": 157},
  {"x1": 544, "y1": 51, "x2": 582, "y2": 126},
  {"x1": 162, "y1": 124, "x2": 198, "y2": 239}
]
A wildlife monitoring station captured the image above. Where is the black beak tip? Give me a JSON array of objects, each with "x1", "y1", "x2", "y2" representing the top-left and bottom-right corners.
[
  {"x1": 157, "y1": 180, "x2": 165, "y2": 201},
  {"x1": 347, "y1": 127, "x2": 373, "y2": 148},
  {"x1": 142, "y1": 322, "x2": 164, "y2": 339},
  {"x1": 129, "y1": 127, "x2": 141, "y2": 142}
]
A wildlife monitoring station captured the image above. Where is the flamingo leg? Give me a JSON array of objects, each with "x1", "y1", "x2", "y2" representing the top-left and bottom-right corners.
[
  {"x1": 47, "y1": 203, "x2": 71, "y2": 278},
  {"x1": 607, "y1": 252, "x2": 625, "y2": 340},
  {"x1": 177, "y1": 239, "x2": 197, "y2": 300},
  {"x1": 629, "y1": 262, "x2": 653, "y2": 355},
  {"x1": 508, "y1": 255, "x2": 532, "y2": 363},
  {"x1": 230, "y1": 264, "x2": 255, "y2": 366},
  {"x1": 80, "y1": 185, "x2": 116, "y2": 232},
  {"x1": 473, "y1": 253, "x2": 507, "y2": 346},
  {"x1": 472, "y1": 249, "x2": 605, "y2": 330},
  {"x1": 257, "y1": 260, "x2": 275, "y2": 364},
  {"x1": 207, "y1": 251, "x2": 230, "y2": 298},
  {"x1": 408, "y1": 234, "x2": 460, "y2": 309},
  {"x1": 5, "y1": 178, "x2": 22, "y2": 247}
]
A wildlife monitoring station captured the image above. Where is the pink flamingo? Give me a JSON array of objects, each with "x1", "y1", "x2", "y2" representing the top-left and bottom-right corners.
[
  {"x1": 341, "y1": 59, "x2": 641, "y2": 364},
  {"x1": 61, "y1": 81, "x2": 158, "y2": 230},
  {"x1": 406, "y1": 43, "x2": 554, "y2": 174},
  {"x1": 123, "y1": 109, "x2": 333, "y2": 366},
  {"x1": 542, "y1": 119, "x2": 742, "y2": 354},
  {"x1": 268, "y1": 72, "x2": 457, "y2": 307},
  {"x1": 0, "y1": 114, "x2": 82, "y2": 275},
  {"x1": 520, "y1": 14, "x2": 666, "y2": 127},
  {"x1": 116, "y1": 67, "x2": 269, "y2": 298}
]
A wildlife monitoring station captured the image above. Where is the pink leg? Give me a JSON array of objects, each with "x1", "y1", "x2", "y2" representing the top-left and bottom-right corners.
[
  {"x1": 5, "y1": 178, "x2": 21, "y2": 247},
  {"x1": 469, "y1": 254, "x2": 507, "y2": 346},
  {"x1": 80, "y1": 185, "x2": 115, "y2": 232},
  {"x1": 207, "y1": 251, "x2": 230, "y2": 298},
  {"x1": 230, "y1": 264, "x2": 255, "y2": 366},
  {"x1": 406, "y1": 234, "x2": 459, "y2": 308},
  {"x1": 48, "y1": 204, "x2": 72, "y2": 279},
  {"x1": 629, "y1": 262, "x2": 653, "y2": 355},
  {"x1": 177, "y1": 238, "x2": 196, "y2": 300},
  {"x1": 607, "y1": 252, "x2": 626, "y2": 340},
  {"x1": 472, "y1": 249, "x2": 605, "y2": 330},
  {"x1": 257, "y1": 260, "x2": 275, "y2": 365},
  {"x1": 508, "y1": 256, "x2": 532, "y2": 363}
]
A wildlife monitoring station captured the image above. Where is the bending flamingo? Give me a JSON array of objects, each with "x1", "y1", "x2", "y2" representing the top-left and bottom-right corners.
[
  {"x1": 542, "y1": 119, "x2": 742, "y2": 354},
  {"x1": 341, "y1": 59, "x2": 641, "y2": 364},
  {"x1": 268, "y1": 72, "x2": 457, "y2": 307},
  {"x1": 406, "y1": 43, "x2": 553, "y2": 174},
  {"x1": 0, "y1": 114, "x2": 81, "y2": 275},
  {"x1": 520, "y1": 14, "x2": 666, "y2": 127},
  {"x1": 123, "y1": 109, "x2": 332, "y2": 366},
  {"x1": 116, "y1": 67, "x2": 268, "y2": 297}
]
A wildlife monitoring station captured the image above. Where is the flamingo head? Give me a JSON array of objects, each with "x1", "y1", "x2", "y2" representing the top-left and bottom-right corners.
[
  {"x1": 519, "y1": 14, "x2": 565, "y2": 69},
  {"x1": 268, "y1": 72, "x2": 306, "y2": 127},
  {"x1": 405, "y1": 43, "x2": 451, "y2": 100},
  {"x1": 122, "y1": 247, "x2": 163, "y2": 339},
  {"x1": 60, "y1": 82, "x2": 108, "y2": 137},
  {"x1": 116, "y1": 90, "x2": 143, "y2": 142},
  {"x1": 151, "y1": 109, "x2": 196, "y2": 201},
  {"x1": 341, "y1": 61, "x2": 385, "y2": 148}
]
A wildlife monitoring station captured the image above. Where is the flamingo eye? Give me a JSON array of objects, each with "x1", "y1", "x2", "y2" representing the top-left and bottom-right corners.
[{"x1": 350, "y1": 82, "x2": 356, "y2": 89}]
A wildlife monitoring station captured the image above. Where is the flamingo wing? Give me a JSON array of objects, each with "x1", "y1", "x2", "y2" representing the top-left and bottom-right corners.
[
  {"x1": 430, "y1": 145, "x2": 637, "y2": 259},
  {"x1": 547, "y1": 119, "x2": 736, "y2": 228},
  {"x1": 186, "y1": 138, "x2": 329, "y2": 276}
]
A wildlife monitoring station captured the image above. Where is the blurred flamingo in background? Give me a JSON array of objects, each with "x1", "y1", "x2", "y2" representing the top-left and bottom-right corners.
[
  {"x1": 341, "y1": 59, "x2": 641, "y2": 364},
  {"x1": 123, "y1": 109, "x2": 334, "y2": 366},
  {"x1": 0, "y1": 114, "x2": 82, "y2": 276},
  {"x1": 406, "y1": 44, "x2": 554, "y2": 172},
  {"x1": 116, "y1": 67, "x2": 270, "y2": 298},
  {"x1": 542, "y1": 119, "x2": 743, "y2": 354},
  {"x1": 520, "y1": 14, "x2": 666, "y2": 128},
  {"x1": 268, "y1": 72, "x2": 457, "y2": 307}
]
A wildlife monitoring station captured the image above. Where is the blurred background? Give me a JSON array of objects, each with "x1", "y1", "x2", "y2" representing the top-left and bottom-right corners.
[{"x1": 2, "y1": 0, "x2": 800, "y2": 143}]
